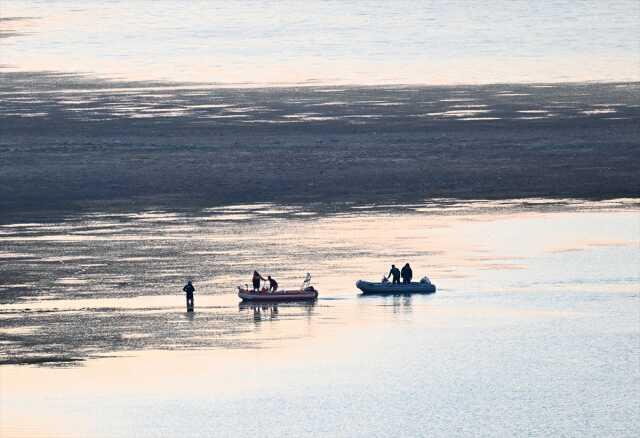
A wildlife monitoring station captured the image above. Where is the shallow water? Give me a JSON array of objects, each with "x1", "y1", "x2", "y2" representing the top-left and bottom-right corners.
[
  {"x1": 2, "y1": 0, "x2": 638, "y2": 84},
  {"x1": 1, "y1": 199, "x2": 639, "y2": 437}
]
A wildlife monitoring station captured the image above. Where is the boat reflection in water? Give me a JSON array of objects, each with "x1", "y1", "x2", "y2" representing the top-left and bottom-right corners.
[{"x1": 238, "y1": 301, "x2": 316, "y2": 323}]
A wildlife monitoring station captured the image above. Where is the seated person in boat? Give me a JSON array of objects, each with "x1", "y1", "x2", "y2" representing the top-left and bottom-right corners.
[
  {"x1": 267, "y1": 276, "x2": 278, "y2": 293},
  {"x1": 388, "y1": 264, "x2": 401, "y2": 284},
  {"x1": 401, "y1": 263, "x2": 413, "y2": 284},
  {"x1": 252, "y1": 271, "x2": 266, "y2": 291}
]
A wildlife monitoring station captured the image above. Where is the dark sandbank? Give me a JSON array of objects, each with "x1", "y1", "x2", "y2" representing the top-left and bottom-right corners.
[{"x1": 1, "y1": 72, "x2": 639, "y2": 223}]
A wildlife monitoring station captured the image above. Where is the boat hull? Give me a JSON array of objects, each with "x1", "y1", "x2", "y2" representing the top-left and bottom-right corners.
[
  {"x1": 356, "y1": 280, "x2": 436, "y2": 295},
  {"x1": 238, "y1": 288, "x2": 318, "y2": 302}
]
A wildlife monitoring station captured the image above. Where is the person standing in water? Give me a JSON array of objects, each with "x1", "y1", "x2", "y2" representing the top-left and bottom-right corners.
[
  {"x1": 401, "y1": 263, "x2": 413, "y2": 284},
  {"x1": 183, "y1": 280, "x2": 195, "y2": 311},
  {"x1": 252, "y1": 271, "x2": 266, "y2": 291},
  {"x1": 388, "y1": 264, "x2": 401, "y2": 284}
]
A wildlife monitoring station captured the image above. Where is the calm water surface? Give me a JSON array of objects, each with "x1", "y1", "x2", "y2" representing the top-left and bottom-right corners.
[
  {"x1": 2, "y1": 0, "x2": 638, "y2": 84},
  {"x1": 1, "y1": 199, "x2": 639, "y2": 437}
]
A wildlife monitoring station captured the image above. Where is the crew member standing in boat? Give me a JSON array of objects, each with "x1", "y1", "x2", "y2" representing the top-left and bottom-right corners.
[
  {"x1": 401, "y1": 263, "x2": 413, "y2": 284},
  {"x1": 388, "y1": 264, "x2": 401, "y2": 284},
  {"x1": 183, "y1": 280, "x2": 195, "y2": 311},
  {"x1": 267, "y1": 276, "x2": 278, "y2": 293},
  {"x1": 252, "y1": 271, "x2": 266, "y2": 291}
]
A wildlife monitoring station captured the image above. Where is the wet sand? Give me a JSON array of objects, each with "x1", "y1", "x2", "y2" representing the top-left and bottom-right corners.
[{"x1": 1, "y1": 72, "x2": 638, "y2": 222}]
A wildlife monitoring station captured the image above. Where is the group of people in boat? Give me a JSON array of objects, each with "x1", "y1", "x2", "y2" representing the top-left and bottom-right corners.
[
  {"x1": 181, "y1": 272, "x2": 280, "y2": 311},
  {"x1": 182, "y1": 265, "x2": 418, "y2": 311},
  {"x1": 384, "y1": 263, "x2": 413, "y2": 284},
  {"x1": 252, "y1": 271, "x2": 278, "y2": 292}
]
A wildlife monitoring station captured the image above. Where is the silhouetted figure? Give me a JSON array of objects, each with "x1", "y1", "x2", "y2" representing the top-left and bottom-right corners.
[
  {"x1": 268, "y1": 276, "x2": 278, "y2": 292},
  {"x1": 252, "y1": 271, "x2": 266, "y2": 291},
  {"x1": 183, "y1": 280, "x2": 195, "y2": 311},
  {"x1": 388, "y1": 264, "x2": 401, "y2": 284},
  {"x1": 401, "y1": 263, "x2": 413, "y2": 284}
]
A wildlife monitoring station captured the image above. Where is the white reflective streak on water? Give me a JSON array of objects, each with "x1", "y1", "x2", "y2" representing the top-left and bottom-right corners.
[{"x1": 1, "y1": 0, "x2": 638, "y2": 85}]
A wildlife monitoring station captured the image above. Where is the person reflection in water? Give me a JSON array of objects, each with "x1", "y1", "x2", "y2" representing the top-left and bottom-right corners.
[
  {"x1": 401, "y1": 263, "x2": 413, "y2": 284},
  {"x1": 183, "y1": 280, "x2": 195, "y2": 311},
  {"x1": 252, "y1": 271, "x2": 266, "y2": 291},
  {"x1": 388, "y1": 264, "x2": 401, "y2": 284},
  {"x1": 267, "y1": 276, "x2": 278, "y2": 293}
]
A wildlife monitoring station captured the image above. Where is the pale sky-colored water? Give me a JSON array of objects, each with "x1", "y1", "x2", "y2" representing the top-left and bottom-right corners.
[
  {"x1": 1, "y1": 200, "x2": 639, "y2": 437},
  {"x1": 1, "y1": 0, "x2": 639, "y2": 85}
]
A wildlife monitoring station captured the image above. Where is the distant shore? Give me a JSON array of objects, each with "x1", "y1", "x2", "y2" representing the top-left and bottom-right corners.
[{"x1": 1, "y1": 72, "x2": 638, "y2": 222}]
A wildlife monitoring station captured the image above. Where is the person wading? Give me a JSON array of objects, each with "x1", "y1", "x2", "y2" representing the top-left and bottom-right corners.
[{"x1": 183, "y1": 280, "x2": 195, "y2": 311}]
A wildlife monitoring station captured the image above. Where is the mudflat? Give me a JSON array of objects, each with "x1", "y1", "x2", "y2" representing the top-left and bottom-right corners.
[{"x1": 1, "y1": 72, "x2": 638, "y2": 221}]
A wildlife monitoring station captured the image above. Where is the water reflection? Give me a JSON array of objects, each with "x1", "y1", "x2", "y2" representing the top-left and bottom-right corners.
[
  {"x1": 2, "y1": 1, "x2": 638, "y2": 84},
  {"x1": 359, "y1": 293, "x2": 415, "y2": 314},
  {"x1": 0, "y1": 199, "x2": 638, "y2": 366},
  {"x1": 1, "y1": 202, "x2": 639, "y2": 438},
  {"x1": 238, "y1": 302, "x2": 316, "y2": 323},
  {"x1": 241, "y1": 303, "x2": 279, "y2": 322}
]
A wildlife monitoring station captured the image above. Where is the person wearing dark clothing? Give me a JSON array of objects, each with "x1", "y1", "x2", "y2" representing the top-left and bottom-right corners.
[
  {"x1": 183, "y1": 280, "x2": 195, "y2": 311},
  {"x1": 388, "y1": 264, "x2": 401, "y2": 284},
  {"x1": 401, "y1": 263, "x2": 413, "y2": 284},
  {"x1": 252, "y1": 271, "x2": 266, "y2": 291},
  {"x1": 267, "y1": 276, "x2": 278, "y2": 292}
]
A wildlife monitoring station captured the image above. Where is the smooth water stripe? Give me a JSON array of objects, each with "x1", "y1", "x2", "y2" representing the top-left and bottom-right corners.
[{"x1": 2, "y1": 0, "x2": 638, "y2": 84}]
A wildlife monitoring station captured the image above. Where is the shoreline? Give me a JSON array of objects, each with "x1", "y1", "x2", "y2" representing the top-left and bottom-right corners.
[
  {"x1": 2, "y1": 68, "x2": 639, "y2": 91},
  {"x1": 2, "y1": 196, "x2": 640, "y2": 227}
]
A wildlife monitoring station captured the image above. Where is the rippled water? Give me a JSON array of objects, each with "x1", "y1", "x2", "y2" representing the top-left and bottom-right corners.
[
  {"x1": 2, "y1": 78, "x2": 638, "y2": 123},
  {"x1": 2, "y1": 0, "x2": 638, "y2": 84},
  {"x1": 1, "y1": 199, "x2": 639, "y2": 437}
]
